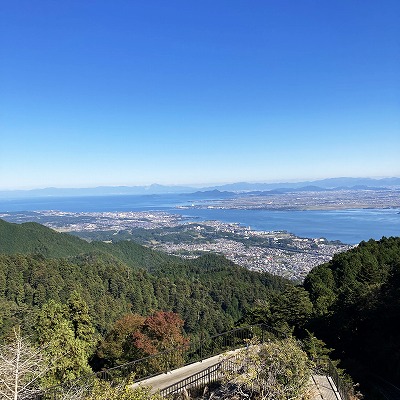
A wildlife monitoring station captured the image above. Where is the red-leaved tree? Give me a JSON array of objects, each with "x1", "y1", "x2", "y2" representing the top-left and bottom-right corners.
[{"x1": 133, "y1": 311, "x2": 189, "y2": 370}]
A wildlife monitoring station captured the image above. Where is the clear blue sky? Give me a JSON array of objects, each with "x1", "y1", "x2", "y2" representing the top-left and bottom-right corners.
[{"x1": 1, "y1": 0, "x2": 399, "y2": 190}]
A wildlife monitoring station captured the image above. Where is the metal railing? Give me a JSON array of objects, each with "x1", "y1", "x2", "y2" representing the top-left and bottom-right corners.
[
  {"x1": 326, "y1": 359, "x2": 355, "y2": 400},
  {"x1": 39, "y1": 324, "x2": 277, "y2": 399},
  {"x1": 160, "y1": 352, "x2": 242, "y2": 397},
  {"x1": 160, "y1": 348, "x2": 356, "y2": 400},
  {"x1": 36, "y1": 325, "x2": 355, "y2": 400},
  {"x1": 160, "y1": 361, "x2": 222, "y2": 397}
]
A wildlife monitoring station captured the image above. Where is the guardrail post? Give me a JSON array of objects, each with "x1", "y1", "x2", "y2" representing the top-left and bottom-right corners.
[{"x1": 200, "y1": 332, "x2": 203, "y2": 360}]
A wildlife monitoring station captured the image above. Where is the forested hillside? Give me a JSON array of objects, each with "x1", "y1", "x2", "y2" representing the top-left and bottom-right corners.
[
  {"x1": 2, "y1": 217, "x2": 400, "y2": 398},
  {"x1": 0, "y1": 218, "x2": 175, "y2": 270},
  {"x1": 0, "y1": 219, "x2": 94, "y2": 257},
  {"x1": 304, "y1": 236, "x2": 400, "y2": 384},
  {"x1": 0, "y1": 218, "x2": 287, "y2": 340}
]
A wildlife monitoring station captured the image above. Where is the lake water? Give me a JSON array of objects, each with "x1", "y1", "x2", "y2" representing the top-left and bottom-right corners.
[{"x1": 0, "y1": 195, "x2": 399, "y2": 244}]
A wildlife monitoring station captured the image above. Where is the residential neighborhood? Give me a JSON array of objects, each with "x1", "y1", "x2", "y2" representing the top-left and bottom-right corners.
[{"x1": 1, "y1": 210, "x2": 352, "y2": 281}]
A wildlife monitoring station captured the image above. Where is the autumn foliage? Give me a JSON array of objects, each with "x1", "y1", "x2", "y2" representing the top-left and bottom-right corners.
[
  {"x1": 97, "y1": 313, "x2": 146, "y2": 365},
  {"x1": 134, "y1": 311, "x2": 189, "y2": 355},
  {"x1": 98, "y1": 311, "x2": 189, "y2": 368}
]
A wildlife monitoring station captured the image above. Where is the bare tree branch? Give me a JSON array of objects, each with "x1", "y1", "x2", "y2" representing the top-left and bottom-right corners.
[{"x1": 0, "y1": 327, "x2": 49, "y2": 400}]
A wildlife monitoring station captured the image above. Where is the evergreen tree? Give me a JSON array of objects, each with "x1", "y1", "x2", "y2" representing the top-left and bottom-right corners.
[{"x1": 35, "y1": 300, "x2": 93, "y2": 385}]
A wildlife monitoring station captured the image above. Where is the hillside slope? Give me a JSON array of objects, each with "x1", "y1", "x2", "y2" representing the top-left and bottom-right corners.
[
  {"x1": 0, "y1": 218, "x2": 289, "y2": 339},
  {"x1": 304, "y1": 236, "x2": 400, "y2": 383},
  {"x1": 0, "y1": 218, "x2": 177, "y2": 270}
]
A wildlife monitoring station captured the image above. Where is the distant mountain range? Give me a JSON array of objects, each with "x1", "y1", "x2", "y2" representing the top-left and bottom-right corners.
[
  {"x1": 205, "y1": 177, "x2": 400, "y2": 192},
  {"x1": 1, "y1": 177, "x2": 399, "y2": 199}
]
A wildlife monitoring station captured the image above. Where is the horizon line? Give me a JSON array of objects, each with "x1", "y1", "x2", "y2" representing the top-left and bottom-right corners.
[{"x1": 1, "y1": 175, "x2": 400, "y2": 193}]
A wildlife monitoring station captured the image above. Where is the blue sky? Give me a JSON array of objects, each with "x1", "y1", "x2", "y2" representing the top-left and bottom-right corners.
[{"x1": 1, "y1": 1, "x2": 399, "y2": 190}]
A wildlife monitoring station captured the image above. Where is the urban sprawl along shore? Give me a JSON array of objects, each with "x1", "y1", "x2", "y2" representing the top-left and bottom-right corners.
[{"x1": 0, "y1": 210, "x2": 352, "y2": 281}]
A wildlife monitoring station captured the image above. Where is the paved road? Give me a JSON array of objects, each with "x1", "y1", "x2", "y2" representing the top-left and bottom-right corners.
[
  {"x1": 133, "y1": 351, "x2": 341, "y2": 399},
  {"x1": 132, "y1": 353, "x2": 225, "y2": 392},
  {"x1": 312, "y1": 375, "x2": 341, "y2": 400}
]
